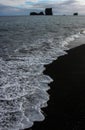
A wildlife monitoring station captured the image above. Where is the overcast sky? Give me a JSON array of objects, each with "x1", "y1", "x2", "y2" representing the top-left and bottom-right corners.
[{"x1": 0, "y1": 0, "x2": 85, "y2": 16}]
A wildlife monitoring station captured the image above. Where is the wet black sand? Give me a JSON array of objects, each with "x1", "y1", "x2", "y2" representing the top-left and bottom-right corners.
[{"x1": 27, "y1": 44, "x2": 85, "y2": 130}]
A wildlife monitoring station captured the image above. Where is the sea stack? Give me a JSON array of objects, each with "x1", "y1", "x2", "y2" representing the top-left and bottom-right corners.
[
  {"x1": 45, "y1": 8, "x2": 53, "y2": 15},
  {"x1": 30, "y1": 12, "x2": 44, "y2": 15},
  {"x1": 73, "y1": 12, "x2": 78, "y2": 16}
]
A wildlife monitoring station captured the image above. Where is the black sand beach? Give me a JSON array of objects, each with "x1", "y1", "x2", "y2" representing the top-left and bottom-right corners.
[{"x1": 27, "y1": 44, "x2": 85, "y2": 130}]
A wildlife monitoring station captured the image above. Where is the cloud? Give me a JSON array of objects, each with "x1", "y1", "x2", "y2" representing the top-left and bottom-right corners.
[
  {"x1": 0, "y1": 0, "x2": 85, "y2": 15},
  {"x1": 0, "y1": 4, "x2": 32, "y2": 16},
  {"x1": 30, "y1": 0, "x2": 85, "y2": 15},
  {"x1": 0, "y1": 0, "x2": 39, "y2": 7},
  {"x1": 0, "y1": 3, "x2": 42, "y2": 16}
]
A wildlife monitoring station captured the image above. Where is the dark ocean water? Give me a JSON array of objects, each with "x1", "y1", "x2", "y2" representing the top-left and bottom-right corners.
[{"x1": 0, "y1": 15, "x2": 85, "y2": 130}]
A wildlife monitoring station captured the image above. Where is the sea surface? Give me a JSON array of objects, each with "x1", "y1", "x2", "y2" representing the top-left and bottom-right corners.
[{"x1": 0, "y1": 15, "x2": 85, "y2": 130}]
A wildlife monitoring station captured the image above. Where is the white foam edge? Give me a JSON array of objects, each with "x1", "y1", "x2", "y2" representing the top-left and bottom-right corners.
[{"x1": 59, "y1": 30, "x2": 85, "y2": 49}]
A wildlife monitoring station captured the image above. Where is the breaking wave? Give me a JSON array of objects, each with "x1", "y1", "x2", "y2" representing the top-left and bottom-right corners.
[{"x1": 0, "y1": 29, "x2": 85, "y2": 130}]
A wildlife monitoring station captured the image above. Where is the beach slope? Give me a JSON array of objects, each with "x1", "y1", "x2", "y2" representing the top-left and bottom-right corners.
[{"x1": 31, "y1": 44, "x2": 85, "y2": 130}]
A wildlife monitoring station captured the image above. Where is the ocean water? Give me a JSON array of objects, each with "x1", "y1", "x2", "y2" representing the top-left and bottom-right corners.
[{"x1": 0, "y1": 15, "x2": 85, "y2": 130}]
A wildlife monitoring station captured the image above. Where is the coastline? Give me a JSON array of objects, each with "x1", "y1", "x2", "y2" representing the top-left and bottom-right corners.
[{"x1": 27, "y1": 44, "x2": 85, "y2": 130}]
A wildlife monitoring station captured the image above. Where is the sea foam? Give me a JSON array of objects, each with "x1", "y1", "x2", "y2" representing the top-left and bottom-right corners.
[{"x1": 0, "y1": 28, "x2": 85, "y2": 130}]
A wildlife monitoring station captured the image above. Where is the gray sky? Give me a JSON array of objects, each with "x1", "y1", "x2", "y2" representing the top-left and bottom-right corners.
[{"x1": 0, "y1": 0, "x2": 85, "y2": 16}]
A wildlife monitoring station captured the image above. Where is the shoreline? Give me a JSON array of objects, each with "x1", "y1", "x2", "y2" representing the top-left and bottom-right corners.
[{"x1": 27, "y1": 44, "x2": 85, "y2": 130}]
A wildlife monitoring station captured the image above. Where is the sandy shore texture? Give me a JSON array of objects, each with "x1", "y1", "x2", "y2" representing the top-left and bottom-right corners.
[{"x1": 27, "y1": 44, "x2": 85, "y2": 130}]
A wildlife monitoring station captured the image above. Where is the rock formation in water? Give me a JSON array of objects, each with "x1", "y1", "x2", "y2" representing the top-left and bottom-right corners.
[
  {"x1": 45, "y1": 8, "x2": 53, "y2": 15},
  {"x1": 73, "y1": 12, "x2": 78, "y2": 16},
  {"x1": 30, "y1": 8, "x2": 53, "y2": 16},
  {"x1": 30, "y1": 12, "x2": 44, "y2": 15}
]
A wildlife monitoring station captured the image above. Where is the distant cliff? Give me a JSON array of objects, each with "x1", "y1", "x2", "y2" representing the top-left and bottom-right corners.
[
  {"x1": 45, "y1": 8, "x2": 53, "y2": 15},
  {"x1": 30, "y1": 12, "x2": 44, "y2": 15}
]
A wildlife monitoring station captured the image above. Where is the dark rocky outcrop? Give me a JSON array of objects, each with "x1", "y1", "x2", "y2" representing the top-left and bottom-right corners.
[
  {"x1": 30, "y1": 8, "x2": 53, "y2": 16},
  {"x1": 73, "y1": 12, "x2": 78, "y2": 16},
  {"x1": 30, "y1": 12, "x2": 44, "y2": 15},
  {"x1": 39, "y1": 12, "x2": 44, "y2": 15},
  {"x1": 45, "y1": 8, "x2": 53, "y2": 15}
]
